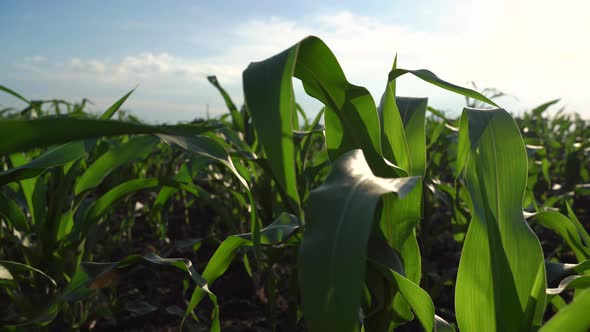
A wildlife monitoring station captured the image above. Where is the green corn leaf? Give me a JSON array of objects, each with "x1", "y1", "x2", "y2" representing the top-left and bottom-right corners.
[
  {"x1": 455, "y1": 108, "x2": 546, "y2": 332},
  {"x1": 378, "y1": 56, "x2": 428, "y2": 176},
  {"x1": 0, "y1": 260, "x2": 57, "y2": 287},
  {"x1": 207, "y1": 76, "x2": 244, "y2": 132},
  {"x1": 56, "y1": 209, "x2": 74, "y2": 241},
  {"x1": 0, "y1": 118, "x2": 259, "y2": 246},
  {"x1": 150, "y1": 164, "x2": 192, "y2": 220},
  {"x1": 378, "y1": 55, "x2": 408, "y2": 168},
  {"x1": 242, "y1": 43, "x2": 300, "y2": 214},
  {"x1": 531, "y1": 99, "x2": 560, "y2": 117},
  {"x1": 531, "y1": 211, "x2": 590, "y2": 262},
  {"x1": 0, "y1": 87, "x2": 133, "y2": 185},
  {"x1": 31, "y1": 173, "x2": 47, "y2": 232},
  {"x1": 58, "y1": 252, "x2": 221, "y2": 332},
  {"x1": 388, "y1": 69, "x2": 499, "y2": 108},
  {"x1": 377, "y1": 182, "x2": 423, "y2": 327},
  {"x1": 0, "y1": 142, "x2": 86, "y2": 185},
  {"x1": 395, "y1": 97, "x2": 427, "y2": 176},
  {"x1": 566, "y1": 203, "x2": 590, "y2": 248},
  {"x1": 157, "y1": 134, "x2": 260, "y2": 246},
  {"x1": 0, "y1": 84, "x2": 31, "y2": 105},
  {"x1": 9, "y1": 153, "x2": 39, "y2": 226},
  {"x1": 376, "y1": 60, "x2": 427, "y2": 326},
  {"x1": 99, "y1": 88, "x2": 135, "y2": 120},
  {"x1": 539, "y1": 288, "x2": 590, "y2": 332},
  {"x1": 0, "y1": 117, "x2": 218, "y2": 156},
  {"x1": 243, "y1": 36, "x2": 403, "y2": 217},
  {"x1": 0, "y1": 190, "x2": 30, "y2": 233},
  {"x1": 370, "y1": 262, "x2": 435, "y2": 332},
  {"x1": 185, "y1": 213, "x2": 301, "y2": 320},
  {"x1": 75, "y1": 136, "x2": 159, "y2": 195},
  {"x1": 299, "y1": 149, "x2": 419, "y2": 332},
  {"x1": 82, "y1": 178, "x2": 163, "y2": 225},
  {"x1": 374, "y1": 97, "x2": 428, "y2": 327},
  {"x1": 81, "y1": 177, "x2": 206, "y2": 229},
  {"x1": 366, "y1": 234, "x2": 436, "y2": 332},
  {"x1": 69, "y1": 176, "x2": 207, "y2": 259}
]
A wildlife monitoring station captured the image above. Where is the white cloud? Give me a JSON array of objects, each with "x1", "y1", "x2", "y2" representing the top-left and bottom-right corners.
[
  {"x1": 60, "y1": 53, "x2": 243, "y2": 84},
  {"x1": 24, "y1": 55, "x2": 47, "y2": 62},
  {"x1": 227, "y1": 2, "x2": 589, "y2": 117},
  {"x1": 11, "y1": 2, "x2": 590, "y2": 121}
]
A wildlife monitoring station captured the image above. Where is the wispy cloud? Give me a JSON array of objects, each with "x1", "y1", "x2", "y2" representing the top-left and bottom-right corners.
[{"x1": 9, "y1": 2, "x2": 590, "y2": 121}]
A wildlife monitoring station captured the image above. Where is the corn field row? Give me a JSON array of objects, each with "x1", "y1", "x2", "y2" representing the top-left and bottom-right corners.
[{"x1": 1, "y1": 36, "x2": 589, "y2": 331}]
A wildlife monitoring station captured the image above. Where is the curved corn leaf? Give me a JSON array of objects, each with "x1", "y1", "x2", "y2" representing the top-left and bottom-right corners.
[
  {"x1": 370, "y1": 261, "x2": 435, "y2": 332},
  {"x1": 83, "y1": 178, "x2": 166, "y2": 222},
  {"x1": 546, "y1": 275, "x2": 590, "y2": 295},
  {"x1": 80, "y1": 177, "x2": 206, "y2": 230},
  {"x1": 157, "y1": 134, "x2": 260, "y2": 245},
  {"x1": 531, "y1": 99, "x2": 560, "y2": 117},
  {"x1": 207, "y1": 76, "x2": 243, "y2": 132},
  {"x1": 566, "y1": 203, "x2": 590, "y2": 248},
  {"x1": 0, "y1": 142, "x2": 86, "y2": 185},
  {"x1": 299, "y1": 149, "x2": 419, "y2": 332},
  {"x1": 435, "y1": 315, "x2": 456, "y2": 332},
  {"x1": 378, "y1": 55, "x2": 403, "y2": 165},
  {"x1": 0, "y1": 84, "x2": 30, "y2": 104},
  {"x1": 75, "y1": 136, "x2": 159, "y2": 194},
  {"x1": 0, "y1": 117, "x2": 218, "y2": 155},
  {"x1": 455, "y1": 108, "x2": 546, "y2": 332},
  {"x1": 539, "y1": 288, "x2": 590, "y2": 332},
  {"x1": 545, "y1": 260, "x2": 590, "y2": 285},
  {"x1": 0, "y1": 190, "x2": 30, "y2": 233},
  {"x1": 59, "y1": 252, "x2": 220, "y2": 332},
  {"x1": 366, "y1": 234, "x2": 435, "y2": 332},
  {"x1": 243, "y1": 36, "x2": 403, "y2": 216},
  {"x1": 185, "y1": 213, "x2": 300, "y2": 320},
  {"x1": 377, "y1": 67, "x2": 427, "y2": 325},
  {"x1": 376, "y1": 183, "x2": 423, "y2": 327},
  {"x1": 369, "y1": 57, "x2": 429, "y2": 328},
  {"x1": 378, "y1": 57, "x2": 427, "y2": 176},
  {"x1": 388, "y1": 69, "x2": 498, "y2": 108},
  {"x1": 9, "y1": 153, "x2": 46, "y2": 227},
  {"x1": 531, "y1": 211, "x2": 590, "y2": 262},
  {"x1": 0, "y1": 260, "x2": 57, "y2": 287}
]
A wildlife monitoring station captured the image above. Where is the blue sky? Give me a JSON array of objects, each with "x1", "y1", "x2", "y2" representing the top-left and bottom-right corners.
[{"x1": 2, "y1": 0, "x2": 589, "y2": 122}]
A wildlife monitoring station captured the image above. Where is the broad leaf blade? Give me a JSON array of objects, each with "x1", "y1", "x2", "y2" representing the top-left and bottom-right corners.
[
  {"x1": 0, "y1": 142, "x2": 86, "y2": 185},
  {"x1": 539, "y1": 288, "x2": 590, "y2": 332},
  {"x1": 299, "y1": 149, "x2": 419, "y2": 332},
  {"x1": 75, "y1": 136, "x2": 159, "y2": 195},
  {"x1": 0, "y1": 117, "x2": 218, "y2": 155},
  {"x1": 455, "y1": 108, "x2": 546, "y2": 332},
  {"x1": 243, "y1": 36, "x2": 404, "y2": 218}
]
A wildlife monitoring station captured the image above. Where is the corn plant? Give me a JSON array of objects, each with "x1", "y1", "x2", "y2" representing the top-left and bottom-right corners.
[
  {"x1": 212, "y1": 36, "x2": 588, "y2": 331},
  {"x1": 0, "y1": 87, "x2": 249, "y2": 329}
]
